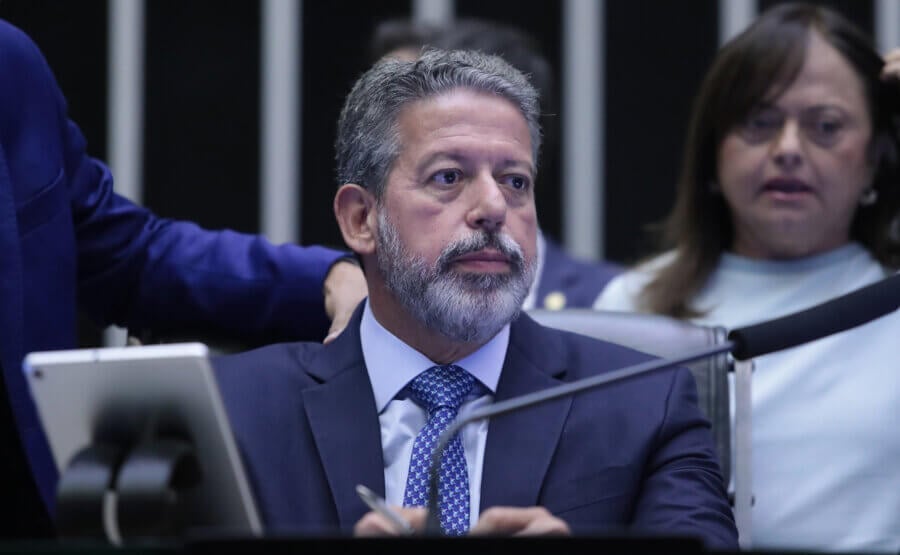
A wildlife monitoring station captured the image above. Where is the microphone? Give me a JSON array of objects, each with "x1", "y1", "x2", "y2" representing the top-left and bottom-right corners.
[
  {"x1": 423, "y1": 271, "x2": 900, "y2": 535},
  {"x1": 728, "y1": 271, "x2": 900, "y2": 359}
]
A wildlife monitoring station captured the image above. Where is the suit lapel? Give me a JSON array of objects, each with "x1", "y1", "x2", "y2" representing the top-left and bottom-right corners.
[
  {"x1": 301, "y1": 305, "x2": 385, "y2": 531},
  {"x1": 480, "y1": 314, "x2": 572, "y2": 511}
]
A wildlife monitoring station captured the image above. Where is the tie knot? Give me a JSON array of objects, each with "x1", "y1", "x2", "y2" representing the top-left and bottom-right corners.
[{"x1": 408, "y1": 365, "x2": 474, "y2": 413}]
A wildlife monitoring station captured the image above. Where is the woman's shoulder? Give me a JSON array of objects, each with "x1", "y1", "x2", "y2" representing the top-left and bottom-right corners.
[{"x1": 593, "y1": 251, "x2": 676, "y2": 311}]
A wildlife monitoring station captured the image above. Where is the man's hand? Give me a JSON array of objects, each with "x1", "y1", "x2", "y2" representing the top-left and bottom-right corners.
[
  {"x1": 353, "y1": 505, "x2": 570, "y2": 537},
  {"x1": 354, "y1": 507, "x2": 427, "y2": 537},
  {"x1": 470, "y1": 506, "x2": 571, "y2": 537},
  {"x1": 322, "y1": 258, "x2": 367, "y2": 343}
]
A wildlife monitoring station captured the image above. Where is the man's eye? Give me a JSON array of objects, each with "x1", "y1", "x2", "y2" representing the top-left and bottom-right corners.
[
  {"x1": 506, "y1": 175, "x2": 529, "y2": 190},
  {"x1": 431, "y1": 169, "x2": 462, "y2": 185}
]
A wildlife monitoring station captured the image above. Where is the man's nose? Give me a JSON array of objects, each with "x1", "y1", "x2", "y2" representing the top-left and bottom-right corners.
[{"x1": 466, "y1": 173, "x2": 506, "y2": 233}]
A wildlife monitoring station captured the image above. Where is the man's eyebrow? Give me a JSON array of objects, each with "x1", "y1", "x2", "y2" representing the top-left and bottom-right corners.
[
  {"x1": 414, "y1": 150, "x2": 535, "y2": 177},
  {"x1": 496, "y1": 158, "x2": 535, "y2": 177},
  {"x1": 414, "y1": 151, "x2": 464, "y2": 173}
]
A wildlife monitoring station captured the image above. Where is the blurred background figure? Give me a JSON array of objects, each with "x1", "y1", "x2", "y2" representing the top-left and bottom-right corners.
[
  {"x1": 595, "y1": 3, "x2": 900, "y2": 552},
  {"x1": 367, "y1": 17, "x2": 439, "y2": 64},
  {"x1": 369, "y1": 16, "x2": 622, "y2": 310}
]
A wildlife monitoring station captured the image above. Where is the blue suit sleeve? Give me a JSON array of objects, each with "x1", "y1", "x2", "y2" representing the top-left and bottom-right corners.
[
  {"x1": 630, "y1": 368, "x2": 739, "y2": 550},
  {"x1": 42, "y1": 48, "x2": 343, "y2": 342}
]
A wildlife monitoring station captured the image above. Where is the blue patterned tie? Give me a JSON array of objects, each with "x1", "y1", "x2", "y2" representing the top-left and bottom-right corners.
[{"x1": 402, "y1": 364, "x2": 475, "y2": 535}]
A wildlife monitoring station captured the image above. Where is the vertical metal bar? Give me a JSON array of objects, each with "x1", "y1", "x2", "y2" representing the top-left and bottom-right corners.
[
  {"x1": 719, "y1": 2, "x2": 759, "y2": 547},
  {"x1": 412, "y1": 0, "x2": 455, "y2": 25},
  {"x1": 718, "y1": 1, "x2": 757, "y2": 542},
  {"x1": 107, "y1": 0, "x2": 145, "y2": 203},
  {"x1": 718, "y1": 0, "x2": 757, "y2": 46},
  {"x1": 733, "y1": 358, "x2": 754, "y2": 549},
  {"x1": 876, "y1": 0, "x2": 900, "y2": 56},
  {"x1": 562, "y1": 0, "x2": 603, "y2": 260},
  {"x1": 720, "y1": 3, "x2": 757, "y2": 546},
  {"x1": 261, "y1": 0, "x2": 301, "y2": 244},
  {"x1": 105, "y1": 0, "x2": 145, "y2": 347}
]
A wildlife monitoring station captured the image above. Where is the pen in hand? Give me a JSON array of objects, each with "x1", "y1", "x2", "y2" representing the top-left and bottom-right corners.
[{"x1": 355, "y1": 484, "x2": 417, "y2": 536}]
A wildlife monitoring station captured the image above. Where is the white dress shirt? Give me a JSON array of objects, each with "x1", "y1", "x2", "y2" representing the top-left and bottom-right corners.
[{"x1": 359, "y1": 301, "x2": 507, "y2": 529}]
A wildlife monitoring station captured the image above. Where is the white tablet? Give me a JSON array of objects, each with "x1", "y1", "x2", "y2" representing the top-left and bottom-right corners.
[{"x1": 23, "y1": 343, "x2": 262, "y2": 537}]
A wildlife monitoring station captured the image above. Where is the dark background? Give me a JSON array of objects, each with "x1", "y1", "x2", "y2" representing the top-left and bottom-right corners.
[{"x1": 0, "y1": 0, "x2": 876, "y2": 343}]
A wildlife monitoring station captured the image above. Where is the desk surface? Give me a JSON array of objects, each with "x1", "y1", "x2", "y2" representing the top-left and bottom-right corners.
[{"x1": 0, "y1": 536, "x2": 850, "y2": 555}]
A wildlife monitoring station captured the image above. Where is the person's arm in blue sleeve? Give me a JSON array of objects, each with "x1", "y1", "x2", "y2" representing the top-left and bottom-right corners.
[
  {"x1": 44, "y1": 37, "x2": 364, "y2": 343},
  {"x1": 630, "y1": 368, "x2": 739, "y2": 551}
]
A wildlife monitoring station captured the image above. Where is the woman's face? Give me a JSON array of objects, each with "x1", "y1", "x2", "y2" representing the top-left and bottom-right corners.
[{"x1": 716, "y1": 31, "x2": 874, "y2": 259}]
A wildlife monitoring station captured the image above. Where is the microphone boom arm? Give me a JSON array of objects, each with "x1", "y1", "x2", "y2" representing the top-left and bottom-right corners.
[{"x1": 423, "y1": 272, "x2": 900, "y2": 534}]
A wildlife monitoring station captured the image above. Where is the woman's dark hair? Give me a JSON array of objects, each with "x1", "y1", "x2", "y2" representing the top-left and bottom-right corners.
[{"x1": 640, "y1": 1, "x2": 900, "y2": 318}]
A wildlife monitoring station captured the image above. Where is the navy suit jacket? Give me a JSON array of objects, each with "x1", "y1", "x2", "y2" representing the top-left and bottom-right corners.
[
  {"x1": 532, "y1": 237, "x2": 621, "y2": 309},
  {"x1": 0, "y1": 19, "x2": 342, "y2": 510},
  {"x1": 214, "y1": 308, "x2": 738, "y2": 549}
]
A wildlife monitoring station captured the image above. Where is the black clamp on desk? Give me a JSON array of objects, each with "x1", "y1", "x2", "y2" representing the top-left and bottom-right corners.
[{"x1": 56, "y1": 437, "x2": 201, "y2": 543}]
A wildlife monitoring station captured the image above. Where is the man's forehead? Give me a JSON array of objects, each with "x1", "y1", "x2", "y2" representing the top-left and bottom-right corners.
[{"x1": 394, "y1": 89, "x2": 533, "y2": 156}]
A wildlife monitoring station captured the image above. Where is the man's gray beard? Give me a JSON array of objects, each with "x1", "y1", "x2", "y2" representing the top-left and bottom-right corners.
[{"x1": 375, "y1": 210, "x2": 535, "y2": 344}]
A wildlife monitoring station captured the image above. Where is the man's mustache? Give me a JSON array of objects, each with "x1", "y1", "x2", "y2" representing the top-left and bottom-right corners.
[{"x1": 436, "y1": 232, "x2": 525, "y2": 274}]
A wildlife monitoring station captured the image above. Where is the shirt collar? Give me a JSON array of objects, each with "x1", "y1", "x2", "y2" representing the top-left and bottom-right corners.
[{"x1": 360, "y1": 300, "x2": 508, "y2": 413}]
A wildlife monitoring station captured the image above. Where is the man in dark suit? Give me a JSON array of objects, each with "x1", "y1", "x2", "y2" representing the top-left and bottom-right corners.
[
  {"x1": 214, "y1": 49, "x2": 737, "y2": 547},
  {"x1": 0, "y1": 19, "x2": 365, "y2": 537}
]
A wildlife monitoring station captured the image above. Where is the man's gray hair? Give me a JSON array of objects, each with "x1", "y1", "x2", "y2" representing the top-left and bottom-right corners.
[{"x1": 335, "y1": 48, "x2": 542, "y2": 198}]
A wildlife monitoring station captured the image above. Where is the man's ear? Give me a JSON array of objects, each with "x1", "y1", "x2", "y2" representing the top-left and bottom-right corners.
[{"x1": 334, "y1": 183, "x2": 377, "y2": 255}]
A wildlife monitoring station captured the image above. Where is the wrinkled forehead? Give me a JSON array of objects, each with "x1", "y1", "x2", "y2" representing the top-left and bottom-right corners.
[
  {"x1": 395, "y1": 87, "x2": 533, "y2": 150},
  {"x1": 395, "y1": 90, "x2": 533, "y2": 169}
]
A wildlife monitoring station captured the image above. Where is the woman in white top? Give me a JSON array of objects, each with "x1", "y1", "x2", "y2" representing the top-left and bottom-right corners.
[{"x1": 595, "y1": 3, "x2": 900, "y2": 553}]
